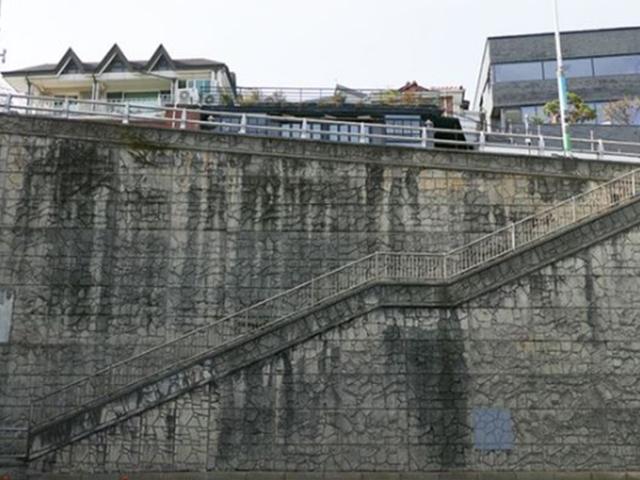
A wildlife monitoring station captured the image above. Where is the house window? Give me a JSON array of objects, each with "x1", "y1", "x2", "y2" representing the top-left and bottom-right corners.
[
  {"x1": 281, "y1": 122, "x2": 302, "y2": 139},
  {"x1": 178, "y1": 79, "x2": 212, "y2": 94},
  {"x1": 309, "y1": 123, "x2": 323, "y2": 140},
  {"x1": 106, "y1": 92, "x2": 161, "y2": 107},
  {"x1": 246, "y1": 116, "x2": 274, "y2": 136},
  {"x1": 193, "y1": 80, "x2": 211, "y2": 95},
  {"x1": 385, "y1": 115, "x2": 421, "y2": 143},
  {"x1": 329, "y1": 123, "x2": 360, "y2": 143}
]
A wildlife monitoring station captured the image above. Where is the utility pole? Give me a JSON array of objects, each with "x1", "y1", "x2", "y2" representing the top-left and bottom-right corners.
[{"x1": 553, "y1": 0, "x2": 571, "y2": 154}]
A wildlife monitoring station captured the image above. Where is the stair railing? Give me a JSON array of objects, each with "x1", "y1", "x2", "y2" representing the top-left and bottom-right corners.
[{"x1": 29, "y1": 168, "x2": 640, "y2": 428}]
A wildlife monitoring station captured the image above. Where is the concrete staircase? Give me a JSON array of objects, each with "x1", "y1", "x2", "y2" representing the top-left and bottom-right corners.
[{"x1": 25, "y1": 168, "x2": 640, "y2": 460}]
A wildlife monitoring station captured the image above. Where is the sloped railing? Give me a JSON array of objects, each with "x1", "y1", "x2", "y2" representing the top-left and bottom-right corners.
[{"x1": 29, "y1": 168, "x2": 640, "y2": 429}]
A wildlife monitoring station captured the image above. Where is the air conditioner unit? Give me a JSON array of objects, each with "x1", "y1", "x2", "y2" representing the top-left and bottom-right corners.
[
  {"x1": 202, "y1": 93, "x2": 218, "y2": 105},
  {"x1": 176, "y1": 88, "x2": 199, "y2": 105}
]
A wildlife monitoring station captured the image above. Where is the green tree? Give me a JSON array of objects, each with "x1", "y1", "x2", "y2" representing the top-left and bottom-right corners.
[{"x1": 543, "y1": 92, "x2": 597, "y2": 124}]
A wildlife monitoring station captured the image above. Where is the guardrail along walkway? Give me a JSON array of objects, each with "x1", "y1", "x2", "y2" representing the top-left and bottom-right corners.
[{"x1": 3, "y1": 92, "x2": 640, "y2": 162}]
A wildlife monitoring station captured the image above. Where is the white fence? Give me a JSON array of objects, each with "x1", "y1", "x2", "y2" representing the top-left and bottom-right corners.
[{"x1": 3, "y1": 92, "x2": 640, "y2": 162}]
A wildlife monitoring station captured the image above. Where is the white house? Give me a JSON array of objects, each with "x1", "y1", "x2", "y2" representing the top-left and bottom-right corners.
[{"x1": 2, "y1": 44, "x2": 236, "y2": 107}]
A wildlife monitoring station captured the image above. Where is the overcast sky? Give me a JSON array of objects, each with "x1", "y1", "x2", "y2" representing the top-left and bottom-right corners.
[{"x1": 1, "y1": 0, "x2": 638, "y2": 99}]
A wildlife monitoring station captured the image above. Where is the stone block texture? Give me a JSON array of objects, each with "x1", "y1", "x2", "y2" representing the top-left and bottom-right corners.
[
  {"x1": 0, "y1": 114, "x2": 638, "y2": 474},
  {"x1": 31, "y1": 229, "x2": 640, "y2": 474}
]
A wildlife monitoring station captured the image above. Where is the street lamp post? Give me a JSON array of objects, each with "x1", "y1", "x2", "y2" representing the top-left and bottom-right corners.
[{"x1": 553, "y1": 0, "x2": 571, "y2": 154}]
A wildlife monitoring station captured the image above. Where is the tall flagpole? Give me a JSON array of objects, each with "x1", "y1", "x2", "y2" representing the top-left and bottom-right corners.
[{"x1": 553, "y1": 0, "x2": 571, "y2": 154}]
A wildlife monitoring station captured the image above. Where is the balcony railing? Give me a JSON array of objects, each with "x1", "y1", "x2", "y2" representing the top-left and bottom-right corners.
[
  {"x1": 232, "y1": 86, "x2": 447, "y2": 107},
  {"x1": 166, "y1": 85, "x2": 458, "y2": 108}
]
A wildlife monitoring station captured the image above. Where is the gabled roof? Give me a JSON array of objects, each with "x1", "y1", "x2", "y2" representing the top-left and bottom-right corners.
[
  {"x1": 3, "y1": 44, "x2": 229, "y2": 76},
  {"x1": 55, "y1": 48, "x2": 85, "y2": 75},
  {"x1": 145, "y1": 44, "x2": 175, "y2": 72},
  {"x1": 95, "y1": 43, "x2": 132, "y2": 74}
]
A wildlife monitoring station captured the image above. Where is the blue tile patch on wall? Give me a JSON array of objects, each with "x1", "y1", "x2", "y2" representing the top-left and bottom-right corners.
[{"x1": 473, "y1": 407, "x2": 514, "y2": 451}]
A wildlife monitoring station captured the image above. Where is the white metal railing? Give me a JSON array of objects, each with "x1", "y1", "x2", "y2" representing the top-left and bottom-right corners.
[
  {"x1": 232, "y1": 86, "x2": 445, "y2": 106},
  {"x1": 28, "y1": 167, "x2": 640, "y2": 429},
  {"x1": 3, "y1": 92, "x2": 640, "y2": 162}
]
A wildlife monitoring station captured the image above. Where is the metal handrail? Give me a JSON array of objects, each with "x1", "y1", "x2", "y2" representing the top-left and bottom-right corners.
[
  {"x1": 28, "y1": 251, "x2": 443, "y2": 427},
  {"x1": 3, "y1": 92, "x2": 640, "y2": 161},
  {"x1": 231, "y1": 86, "x2": 450, "y2": 104},
  {"x1": 27, "y1": 163, "x2": 640, "y2": 429}
]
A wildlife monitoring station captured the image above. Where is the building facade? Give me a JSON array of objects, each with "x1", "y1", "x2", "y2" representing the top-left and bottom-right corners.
[{"x1": 474, "y1": 26, "x2": 640, "y2": 129}]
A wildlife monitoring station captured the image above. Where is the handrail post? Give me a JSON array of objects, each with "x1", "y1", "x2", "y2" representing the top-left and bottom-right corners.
[
  {"x1": 360, "y1": 122, "x2": 368, "y2": 144},
  {"x1": 310, "y1": 279, "x2": 315, "y2": 303},
  {"x1": 4, "y1": 93, "x2": 12, "y2": 113},
  {"x1": 239, "y1": 114, "x2": 247, "y2": 134},
  {"x1": 633, "y1": 172, "x2": 637, "y2": 197},
  {"x1": 538, "y1": 134, "x2": 545, "y2": 156},
  {"x1": 301, "y1": 118, "x2": 309, "y2": 139},
  {"x1": 443, "y1": 255, "x2": 448, "y2": 279},
  {"x1": 572, "y1": 197, "x2": 577, "y2": 222},
  {"x1": 510, "y1": 223, "x2": 516, "y2": 250},
  {"x1": 421, "y1": 127, "x2": 427, "y2": 148},
  {"x1": 479, "y1": 131, "x2": 486, "y2": 151},
  {"x1": 425, "y1": 120, "x2": 434, "y2": 149},
  {"x1": 28, "y1": 400, "x2": 34, "y2": 431},
  {"x1": 122, "y1": 103, "x2": 130, "y2": 125},
  {"x1": 597, "y1": 139, "x2": 605, "y2": 159},
  {"x1": 180, "y1": 108, "x2": 187, "y2": 130},
  {"x1": 63, "y1": 98, "x2": 70, "y2": 119}
]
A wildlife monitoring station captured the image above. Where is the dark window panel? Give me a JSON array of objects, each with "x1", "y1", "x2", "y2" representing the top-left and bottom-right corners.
[
  {"x1": 543, "y1": 58, "x2": 593, "y2": 79},
  {"x1": 593, "y1": 54, "x2": 640, "y2": 76},
  {"x1": 493, "y1": 62, "x2": 543, "y2": 83}
]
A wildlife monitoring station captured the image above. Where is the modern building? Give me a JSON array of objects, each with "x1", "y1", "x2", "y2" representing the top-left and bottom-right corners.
[
  {"x1": 474, "y1": 26, "x2": 640, "y2": 129},
  {"x1": 1, "y1": 44, "x2": 237, "y2": 108}
]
